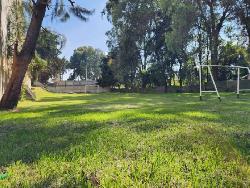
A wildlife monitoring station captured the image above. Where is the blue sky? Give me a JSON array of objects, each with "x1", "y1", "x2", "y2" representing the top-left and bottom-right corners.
[{"x1": 43, "y1": 0, "x2": 112, "y2": 59}]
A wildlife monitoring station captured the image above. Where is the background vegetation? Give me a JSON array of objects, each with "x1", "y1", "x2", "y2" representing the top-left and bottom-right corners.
[{"x1": 97, "y1": 0, "x2": 250, "y2": 91}]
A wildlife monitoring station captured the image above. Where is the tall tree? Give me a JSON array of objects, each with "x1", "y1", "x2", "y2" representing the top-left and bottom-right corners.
[
  {"x1": 36, "y1": 28, "x2": 65, "y2": 61},
  {"x1": 98, "y1": 56, "x2": 117, "y2": 87},
  {"x1": 105, "y1": 0, "x2": 171, "y2": 90},
  {"x1": 29, "y1": 53, "x2": 47, "y2": 83},
  {"x1": 196, "y1": 0, "x2": 235, "y2": 79},
  {"x1": 218, "y1": 42, "x2": 250, "y2": 80},
  {"x1": 149, "y1": 1, "x2": 172, "y2": 90},
  {"x1": 0, "y1": 0, "x2": 93, "y2": 110},
  {"x1": 68, "y1": 46, "x2": 104, "y2": 80},
  {"x1": 235, "y1": 0, "x2": 250, "y2": 51},
  {"x1": 35, "y1": 28, "x2": 67, "y2": 83},
  {"x1": 164, "y1": 0, "x2": 197, "y2": 87}
]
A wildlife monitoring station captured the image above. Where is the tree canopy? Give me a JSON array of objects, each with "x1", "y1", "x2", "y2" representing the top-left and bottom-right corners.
[
  {"x1": 68, "y1": 46, "x2": 105, "y2": 81},
  {"x1": 102, "y1": 0, "x2": 250, "y2": 91}
]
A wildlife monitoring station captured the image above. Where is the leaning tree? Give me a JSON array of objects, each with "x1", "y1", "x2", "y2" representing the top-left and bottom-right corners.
[{"x1": 0, "y1": 0, "x2": 92, "y2": 110}]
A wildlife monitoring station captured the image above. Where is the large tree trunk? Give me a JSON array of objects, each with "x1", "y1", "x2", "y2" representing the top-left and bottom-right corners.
[
  {"x1": 209, "y1": 2, "x2": 220, "y2": 80},
  {"x1": 0, "y1": 55, "x2": 29, "y2": 109},
  {"x1": 211, "y1": 35, "x2": 220, "y2": 80},
  {"x1": 0, "y1": 0, "x2": 47, "y2": 110}
]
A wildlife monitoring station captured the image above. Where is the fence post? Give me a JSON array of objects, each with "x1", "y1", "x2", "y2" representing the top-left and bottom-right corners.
[
  {"x1": 237, "y1": 68, "x2": 240, "y2": 99},
  {"x1": 199, "y1": 65, "x2": 202, "y2": 101}
]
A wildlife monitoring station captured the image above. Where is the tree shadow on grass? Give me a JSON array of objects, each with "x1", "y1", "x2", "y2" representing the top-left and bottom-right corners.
[
  {"x1": 0, "y1": 92, "x2": 249, "y2": 172},
  {"x1": 0, "y1": 115, "x2": 104, "y2": 167},
  {"x1": 124, "y1": 106, "x2": 250, "y2": 164},
  {"x1": 0, "y1": 102, "x2": 208, "y2": 168}
]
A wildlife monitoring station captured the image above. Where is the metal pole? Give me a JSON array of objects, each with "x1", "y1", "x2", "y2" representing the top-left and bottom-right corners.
[
  {"x1": 86, "y1": 65, "x2": 88, "y2": 81},
  {"x1": 208, "y1": 66, "x2": 221, "y2": 101},
  {"x1": 199, "y1": 65, "x2": 202, "y2": 101},
  {"x1": 85, "y1": 65, "x2": 87, "y2": 93},
  {"x1": 237, "y1": 68, "x2": 240, "y2": 99}
]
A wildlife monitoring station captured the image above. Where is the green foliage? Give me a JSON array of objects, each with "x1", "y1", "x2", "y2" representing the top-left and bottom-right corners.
[
  {"x1": 103, "y1": 0, "x2": 250, "y2": 89},
  {"x1": 148, "y1": 63, "x2": 168, "y2": 87},
  {"x1": 217, "y1": 43, "x2": 250, "y2": 80},
  {"x1": 165, "y1": 1, "x2": 197, "y2": 55},
  {"x1": 29, "y1": 53, "x2": 48, "y2": 82},
  {"x1": 234, "y1": 0, "x2": 250, "y2": 49},
  {"x1": 23, "y1": 0, "x2": 93, "y2": 23},
  {"x1": 98, "y1": 57, "x2": 117, "y2": 87},
  {"x1": 105, "y1": 0, "x2": 174, "y2": 89},
  {"x1": 0, "y1": 89, "x2": 249, "y2": 186},
  {"x1": 68, "y1": 46, "x2": 105, "y2": 80},
  {"x1": 34, "y1": 28, "x2": 68, "y2": 83},
  {"x1": 36, "y1": 29, "x2": 65, "y2": 61}
]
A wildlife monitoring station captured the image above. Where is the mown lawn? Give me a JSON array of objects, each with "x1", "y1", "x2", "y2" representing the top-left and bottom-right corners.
[{"x1": 0, "y1": 88, "x2": 249, "y2": 187}]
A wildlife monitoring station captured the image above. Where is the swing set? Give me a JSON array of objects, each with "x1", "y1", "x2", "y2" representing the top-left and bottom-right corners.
[{"x1": 196, "y1": 64, "x2": 250, "y2": 101}]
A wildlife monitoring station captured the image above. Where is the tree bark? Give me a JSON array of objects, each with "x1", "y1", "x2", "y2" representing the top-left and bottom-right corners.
[
  {"x1": 210, "y1": 33, "x2": 220, "y2": 79},
  {"x1": 0, "y1": 0, "x2": 47, "y2": 110}
]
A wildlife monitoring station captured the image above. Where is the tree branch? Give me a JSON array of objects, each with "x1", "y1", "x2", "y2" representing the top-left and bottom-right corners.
[
  {"x1": 68, "y1": 0, "x2": 75, "y2": 7},
  {"x1": 31, "y1": 0, "x2": 36, "y2": 6},
  {"x1": 216, "y1": 5, "x2": 231, "y2": 33}
]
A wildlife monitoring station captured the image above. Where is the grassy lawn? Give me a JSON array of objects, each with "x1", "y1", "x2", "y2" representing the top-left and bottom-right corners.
[{"x1": 0, "y1": 88, "x2": 249, "y2": 187}]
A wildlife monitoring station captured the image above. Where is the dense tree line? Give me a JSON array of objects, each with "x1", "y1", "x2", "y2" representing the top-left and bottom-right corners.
[{"x1": 98, "y1": 0, "x2": 250, "y2": 91}]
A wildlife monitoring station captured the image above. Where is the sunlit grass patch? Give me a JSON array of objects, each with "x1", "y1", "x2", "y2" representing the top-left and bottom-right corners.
[{"x1": 0, "y1": 88, "x2": 249, "y2": 187}]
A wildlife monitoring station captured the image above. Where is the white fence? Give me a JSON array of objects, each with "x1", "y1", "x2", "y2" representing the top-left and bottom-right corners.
[{"x1": 47, "y1": 85, "x2": 110, "y2": 94}]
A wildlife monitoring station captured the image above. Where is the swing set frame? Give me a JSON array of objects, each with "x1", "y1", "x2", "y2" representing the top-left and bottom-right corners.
[{"x1": 196, "y1": 64, "x2": 250, "y2": 101}]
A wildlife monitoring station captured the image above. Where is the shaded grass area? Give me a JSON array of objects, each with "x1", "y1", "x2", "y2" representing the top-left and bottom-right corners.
[{"x1": 0, "y1": 88, "x2": 249, "y2": 187}]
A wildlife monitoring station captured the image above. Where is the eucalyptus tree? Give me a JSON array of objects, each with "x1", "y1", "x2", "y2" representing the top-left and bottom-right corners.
[
  {"x1": 29, "y1": 53, "x2": 47, "y2": 83},
  {"x1": 0, "y1": 0, "x2": 93, "y2": 110},
  {"x1": 34, "y1": 28, "x2": 67, "y2": 83},
  {"x1": 195, "y1": 0, "x2": 235, "y2": 79},
  {"x1": 36, "y1": 28, "x2": 66, "y2": 61},
  {"x1": 235, "y1": 0, "x2": 250, "y2": 50},
  {"x1": 98, "y1": 56, "x2": 117, "y2": 87},
  {"x1": 218, "y1": 43, "x2": 249, "y2": 80},
  {"x1": 163, "y1": 0, "x2": 197, "y2": 87},
  {"x1": 106, "y1": 0, "x2": 155, "y2": 89},
  {"x1": 68, "y1": 46, "x2": 104, "y2": 81},
  {"x1": 106, "y1": 0, "x2": 173, "y2": 89},
  {"x1": 148, "y1": 2, "x2": 172, "y2": 90}
]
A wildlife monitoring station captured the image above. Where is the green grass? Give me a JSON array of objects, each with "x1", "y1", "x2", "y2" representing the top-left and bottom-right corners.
[{"x1": 0, "y1": 88, "x2": 249, "y2": 187}]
